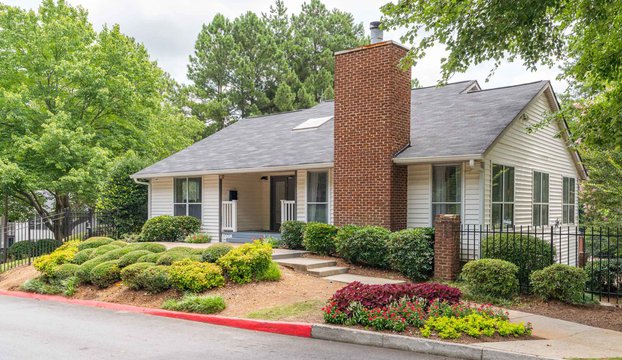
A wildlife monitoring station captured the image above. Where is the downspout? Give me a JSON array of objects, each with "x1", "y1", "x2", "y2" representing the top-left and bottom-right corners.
[{"x1": 133, "y1": 178, "x2": 151, "y2": 219}]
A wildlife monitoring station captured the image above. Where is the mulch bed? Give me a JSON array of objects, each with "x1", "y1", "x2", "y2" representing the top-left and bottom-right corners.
[{"x1": 510, "y1": 297, "x2": 622, "y2": 332}]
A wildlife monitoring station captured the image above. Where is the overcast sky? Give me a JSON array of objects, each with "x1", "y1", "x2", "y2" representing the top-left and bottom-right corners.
[{"x1": 6, "y1": 0, "x2": 567, "y2": 91}]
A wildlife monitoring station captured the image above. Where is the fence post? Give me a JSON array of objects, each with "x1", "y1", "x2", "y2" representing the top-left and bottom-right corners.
[
  {"x1": 433, "y1": 214, "x2": 462, "y2": 281},
  {"x1": 86, "y1": 209, "x2": 93, "y2": 239}
]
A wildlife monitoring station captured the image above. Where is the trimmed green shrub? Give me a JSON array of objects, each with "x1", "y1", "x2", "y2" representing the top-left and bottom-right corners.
[
  {"x1": 481, "y1": 233, "x2": 555, "y2": 288},
  {"x1": 162, "y1": 294, "x2": 225, "y2": 314},
  {"x1": 255, "y1": 261, "x2": 282, "y2": 282},
  {"x1": 120, "y1": 233, "x2": 142, "y2": 243},
  {"x1": 76, "y1": 256, "x2": 109, "y2": 283},
  {"x1": 168, "y1": 259, "x2": 225, "y2": 292},
  {"x1": 34, "y1": 239, "x2": 63, "y2": 256},
  {"x1": 156, "y1": 251, "x2": 198, "y2": 265},
  {"x1": 72, "y1": 248, "x2": 96, "y2": 264},
  {"x1": 137, "y1": 253, "x2": 160, "y2": 263},
  {"x1": 90, "y1": 260, "x2": 121, "y2": 288},
  {"x1": 387, "y1": 228, "x2": 435, "y2": 281},
  {"x1": 217, "y1": 241, "x2": 273, "y2": 284},
  {"x1": 335, "y1": 225, "x2": 390, "y2": 268},
  {"x1": 531, "y1": 264, "x2": 587, "y2": 303},
  {"x1": 118, "y1": 250, "x2": 153, "y2": 268},
  {"x1": 78, "y1": 237, "x2": 114, "y2": 251},
  {"x1": 303, "y1": 222, "x2": 337, "y2": 255},
  {"x1": 33, "y1": 241, "x2": 80, "y2": 277},
  {"x1": 52, "y1": 263, "x2": 80, "y2": 279},
  {"x1": 120, "y1": 262, "x2": 155, "y2": 290},
  {"x1": 165, "y1": 246, "x2": 194, "y2": 254},
  {"x1": 109, "y1": 240, "x2": 128, "y2": 247},
  {"x1": 8, "y1": 241, "x2": 34, "y2": 260},
  {"x1": 135, "y1": 265, "x2": 171, "y2": 293},
  {"x1": 202, "y1": 244, "x2": 234, "y2": 263},
  {"x1": 280, "y1": 221, "x2": 307, "y2": 250},
  {"x1": 127, "y1": 242, "x2": 167, "y2": 253},
  {"x1": 21, "y1": 276, "x2": 78, "y2": 296},
  {"x1": 92, "y1": 244, "x2": 122, "y2": 257},
  {"x1": 585, "y1": 259, "x2": 622, "y2": 293},
  {"x1": 461, "y1": 259, "x2": 519, "y2": 300},
  {"x1": 184, "y1": 233, "x2": 212, "y2": 243},
  {"x1": 139, "y1": 215, "x2": 201, "y2": 242},
  {"x1": 96, "y1": 246, "x2": 135, "y2": 261}
]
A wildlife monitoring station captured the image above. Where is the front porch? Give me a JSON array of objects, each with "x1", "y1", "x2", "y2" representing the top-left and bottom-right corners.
[{"x1": 222, "y1": 230, "x2": 282, "y2": 243}]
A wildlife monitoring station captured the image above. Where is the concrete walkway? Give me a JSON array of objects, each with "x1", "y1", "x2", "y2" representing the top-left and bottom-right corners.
[{"x1": 473, "y1": 309, "x2": 622, "y2": 359}]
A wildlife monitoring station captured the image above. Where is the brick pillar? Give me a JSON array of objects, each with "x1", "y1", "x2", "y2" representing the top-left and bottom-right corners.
[
  {"x1": 333, "y1": 41, "x2": 411, "y2": 231},
  {"x1": 434, "y1": 214, "x2": 461, "y2": 280}
]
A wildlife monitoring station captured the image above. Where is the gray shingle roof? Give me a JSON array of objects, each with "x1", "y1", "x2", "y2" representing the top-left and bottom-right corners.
[{"x1": 133, "y1": 80, "x2": 548, "y2": 177}]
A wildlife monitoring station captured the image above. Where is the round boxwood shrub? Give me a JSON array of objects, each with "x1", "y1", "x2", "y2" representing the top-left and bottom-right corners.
[
  {"x1": 156, "y1": 251, "x2": 197, "y2": 265},
  {"x1": 255, "y1": 261, "x2": 282, "y2": 282},
  {"x1": 217, "y1": 241, "x2": 272, "y2": 284},
  {"x1": 280, "y1": 220, "x2": 307, "y2": 250},
  {"x1": 72, "y1": 248, "x2": 96, "y2": 265},
  {"x1": 91, "y1": 244, "x2": 122, "y2": 257},
  {"x1": 168, "y1": 259, "x2": 225, "y2": 292},
  {"x1": 127, "y1": 242, "x2": 167, "y2": 253},
  {"x1": 136, "y1": 265, "x2": 172, "y2": 293},
  {"x1": 303, "y1": 222, "x2": 337, "y2": 255},
  {"x1": 137, "y1": 253, "x2": 161, "y2": 263},
  {"x1": 53, "y1": 263, "x2": 80, "y2": 279},
  {"x1": 78, "y1": 237, "x2": 114, "y2": 251},
  {"x1": 97, "y1": 246, "x2": 135, "y2": 261},
  {"x1": 481, "y1": 233, "x2": 555, "y2": 288},
  {"x1": 335, "y1": 225, "x2": 390, "y2": 268},
  {"x1": 90, "y1": 260, "x2": 121, "y2": 288},
  {"x1": 139, "y1": 215, "x2": 201, "y2": 242},
  {"x1": 8, "y1": 241, "x2": 34, "y2": 260},
  {"x1": 118, "y1": 250, "x2": 153, "y2": 268},
  {"x1": 33, "y1": 241, "x2": 80, "y2": 277},
  {"x1": 202, "y1": 244, "x2": 234, "y2": 263},
  {"x1": 109, "y1": 240, "x2": 128, "y2": 247},
  {"x1": 585, "y1": 259, "x2": 622, "y2": 293},
  {"x1": 387, "y1": 227, "x2": 435, "y2": 281},
  {"x1": 76, "y1": 256, "x2": 109, "y2": 283},
  {"x1": 461, "y1": 258, "x2": 519, "y2": 300},
  {"x1": 120, "y1": 262, "x2": 155, "y2": 290},
  {"x1": 530, "y1": 264, "x2": 587, "y2": 303},
  {"x1": 34, "y1": 239, "x2": 63, "y2": 256}
]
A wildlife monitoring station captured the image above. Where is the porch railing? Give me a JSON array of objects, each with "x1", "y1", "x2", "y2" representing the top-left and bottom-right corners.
[
  {"x1": 222, "y1": 200, "x2": 237, "y2": 232},
  {"x1": 280, "y1": 200, "x2": 296, "y2": 224}
]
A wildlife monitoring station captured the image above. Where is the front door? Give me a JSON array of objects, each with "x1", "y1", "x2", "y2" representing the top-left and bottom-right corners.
[{"x1": 270, "y1": 176, "x2": 296, "y2": 231}]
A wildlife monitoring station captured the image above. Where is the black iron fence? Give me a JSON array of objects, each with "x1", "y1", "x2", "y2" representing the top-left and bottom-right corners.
[
  {"x1": 0, "y1": 210, "x2": 118, "y2": 273},
  {"x1": 459, "y1": 225, "x2": 622, "y2": 304}
]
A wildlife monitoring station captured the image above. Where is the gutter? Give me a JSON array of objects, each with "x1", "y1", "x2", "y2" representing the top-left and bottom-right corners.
[
  {"x1": 393, "y1": 154, "x2": 483, "y2": 165},
  {"x1": 130, "y1": 162, "x2": 334, "y2": 179}
]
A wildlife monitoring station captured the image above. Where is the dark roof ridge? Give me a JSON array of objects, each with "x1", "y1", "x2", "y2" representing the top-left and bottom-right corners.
[
  {"x1": 467, "y1": 80, "x2": 548, "y2": 94},
  {"x1": 411, "y1": 80, "x2": 475, "y2": 91}
]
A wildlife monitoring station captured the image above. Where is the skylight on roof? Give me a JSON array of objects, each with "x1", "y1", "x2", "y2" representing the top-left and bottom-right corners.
[{"x1": 292, "y1": 116, "x2": 333, "y2": 131}]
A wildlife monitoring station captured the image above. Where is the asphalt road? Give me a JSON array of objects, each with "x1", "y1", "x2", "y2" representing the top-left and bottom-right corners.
[{"x1": 0, "y1": 296, "x2": 455, "y2": 360}]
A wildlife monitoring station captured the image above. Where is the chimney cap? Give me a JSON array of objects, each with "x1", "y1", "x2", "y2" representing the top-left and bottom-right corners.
[{"x1": 370, "y1": 21, "x2": 381, "y2": 29}]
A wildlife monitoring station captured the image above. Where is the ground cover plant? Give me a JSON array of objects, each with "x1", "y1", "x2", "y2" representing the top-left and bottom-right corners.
[
  {"x1": 162, "y1": 294, "x2": 226, "y2": 314},
  {"x1": 322, "y1": 282, "x2": 531, "y2": 340}
]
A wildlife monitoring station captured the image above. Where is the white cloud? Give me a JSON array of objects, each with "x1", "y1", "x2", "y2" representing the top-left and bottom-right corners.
[{"x1": 5, "y1": 0, "x2": 566, "y2": 91}]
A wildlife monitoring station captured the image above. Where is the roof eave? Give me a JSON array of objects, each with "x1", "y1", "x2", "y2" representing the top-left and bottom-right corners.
[
  {"x1": 131, "y1": 162, "x2": 334, "y2": 179},
  {"x1": 393, "y1": 154, "x2": 483, "y2": 165}
]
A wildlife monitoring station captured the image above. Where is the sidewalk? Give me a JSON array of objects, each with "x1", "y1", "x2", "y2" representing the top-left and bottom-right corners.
[{"x1": 473, "y1": 309, "x2": 622, "y2": 359}]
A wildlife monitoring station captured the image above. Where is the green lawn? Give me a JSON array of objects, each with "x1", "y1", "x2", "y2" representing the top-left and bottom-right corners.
[{"x1": 245, "y1": 300, "x2": 325, "y2": 321}]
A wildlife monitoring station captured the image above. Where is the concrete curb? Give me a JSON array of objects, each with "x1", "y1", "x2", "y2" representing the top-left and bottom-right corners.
[
  {"x1": 0, "y1": 290, "x2": 312, "y2": 337},
  {"x1": 311, "y1": 324, "x2": 557, "y2": 360}
]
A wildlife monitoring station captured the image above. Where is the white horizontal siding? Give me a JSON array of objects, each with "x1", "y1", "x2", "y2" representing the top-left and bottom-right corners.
[
  {"x1": 221, "y1": 174, "x2": 265, "y2": 231},
  {"x1": 150, "y1": 178, "x2": 173, "y2": 217},
  {"x1": 296, "y1": 170, "x2": 307, "y2": 222},
  {"x1": 464, "y1": 163, "x2": 482, "y2": 225},
  {"x1": 484, "y1": 93, "x2": 581, "y2": 227},
  {"x1": 407, "y1": 164, "x2": 432, "y2": 227},
  {"x1": 202, "y1": 175, "x2": 219, "y2": 239}
]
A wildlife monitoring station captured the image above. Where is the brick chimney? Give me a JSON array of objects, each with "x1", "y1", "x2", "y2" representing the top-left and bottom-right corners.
[{"x1": 333, "y1": 26, "x2": 411, "y2": 231}]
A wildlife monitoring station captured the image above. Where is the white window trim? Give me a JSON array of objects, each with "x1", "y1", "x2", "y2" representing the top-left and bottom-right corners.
[
  {"x1": 532, "y1": 170, "x2": 550, "y2": 227},
  {"x1": 562, "y1": 176, "x2": 576, "y2": 225},
  {"x1": 307, "y1": 170, "x2": 330, "y2": 223},
  {"x1": 173, "y1": 177, "x2": 203, "y2": 219},
  {"x1": 430, "y1": 163, "x2": 464, "y2": 224},
  {"x1": 491, "y1": 163, "x2": 516, "y2": 228}
]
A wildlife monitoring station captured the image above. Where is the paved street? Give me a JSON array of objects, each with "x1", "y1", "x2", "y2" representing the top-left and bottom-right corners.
[{"x1": 0, "y1": 296, "x2": 454, "y2": 360}]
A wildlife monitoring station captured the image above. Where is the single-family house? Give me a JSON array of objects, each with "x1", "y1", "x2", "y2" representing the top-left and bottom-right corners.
[{"x1": 132, "y1": 28, "x2": 587, "y2": 244}]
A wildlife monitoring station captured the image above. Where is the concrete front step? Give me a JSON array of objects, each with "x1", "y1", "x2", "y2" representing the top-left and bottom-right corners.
[
  {"x1": 275, "y1": 257, "x2": 337, "y2": 271},
  {"x1": 307, "y1": 266, "x2": 349, "y2": 277},
  {"x1": 323, "y1": 273, "x2": 406, "y2": 285},
  {"x1": 271, "y1": 249, "x2": 309, "y2": 260}
]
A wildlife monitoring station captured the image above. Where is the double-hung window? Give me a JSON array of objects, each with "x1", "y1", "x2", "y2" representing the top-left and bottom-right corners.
[
  {"x1": 307, "y1": 171, "x2": 329, "y2": 223},
  {"x1": 174, "y1": 177, "x2": 202, "y2": 220},
  {"x1": 432, "y1": 165, "x2": 461, "y2": 221},
  {"x1": 492, "y1": 164, "x2": 515, "y2": 228},
  {"x1": 532, "y1": 171, "x2": 549, "y2": 226},
  {"x1": 563, "y1": 177, "x2": 576, "y2": 224}
]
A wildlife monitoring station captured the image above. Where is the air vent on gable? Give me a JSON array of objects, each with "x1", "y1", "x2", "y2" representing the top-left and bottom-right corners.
[{"x1": 292, "y1": 116, "x2": 333, "y2": 131}]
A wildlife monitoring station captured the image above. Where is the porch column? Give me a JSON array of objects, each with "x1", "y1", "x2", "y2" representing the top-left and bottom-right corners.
[{"x1": 218, "y1": 175, "x2": 223, "y2": 242}]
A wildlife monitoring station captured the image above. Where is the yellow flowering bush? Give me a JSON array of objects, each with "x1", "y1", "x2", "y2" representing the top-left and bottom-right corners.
[{"x1": 33, "y1": 240, "x2": 80, "y2": 277}]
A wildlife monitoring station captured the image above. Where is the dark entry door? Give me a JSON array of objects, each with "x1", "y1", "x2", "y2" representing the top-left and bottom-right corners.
[{"x1": 270, "y1": 176, "x2": 296, "y2": 231}]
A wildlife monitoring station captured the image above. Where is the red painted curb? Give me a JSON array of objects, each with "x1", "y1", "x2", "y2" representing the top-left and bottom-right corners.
[{"x1": 0, "y1": 290, "x2": 312, "y2": 338}]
